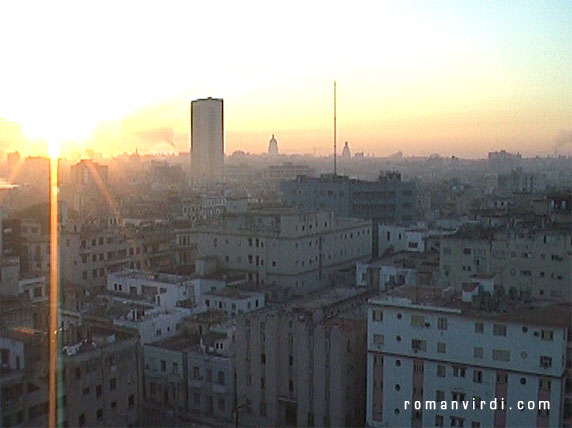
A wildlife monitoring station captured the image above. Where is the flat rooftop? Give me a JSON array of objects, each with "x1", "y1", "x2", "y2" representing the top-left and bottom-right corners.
[
  {"x1": 146, "y1": 334, "x2": 200, "y2": 352},
  {"x1": 370, "y1": 285, "x2": 571, "y2": 328},
  {"x1": 110, "y1": 270, "x2": 193, "y2": 285},
  {"x1": 289, "y1": 287, "x2": 368, "y2": 311},
  {"x1": 204, "y1": 287, "x2": 262, "y2": 299}
]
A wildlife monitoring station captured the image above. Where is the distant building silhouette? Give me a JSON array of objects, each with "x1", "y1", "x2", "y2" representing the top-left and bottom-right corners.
[
  {"x1": 342, "y1": 141, "x2": 351, "y2": 159},
  {"x1": 268, "y1": 134, "x2": 279, "y2": 156},
  {"x1": 190, "y1": 97, "x2": 224, "y2": 181}
]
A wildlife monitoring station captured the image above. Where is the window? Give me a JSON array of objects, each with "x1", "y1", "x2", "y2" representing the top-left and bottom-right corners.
[
  {"x1": 218, "y1": 397, "x2": 226, "y2": 411},
  {"x1": 79, "y1": 414, "x2": 85, "y2": 426},
  {"x1": 436, "y1": 390, "x2": 445, "y2": 401},
  {"x1": 540, "y1": 356, "x2": 552, "y2": 368},
  {"x1": 373, "y1": 334, "x2": 384, "y2": 345},
  {"x1": 463, "y1": 248, "x2": 472, "y2": 255},
  {"x1": 261, "y1": 353, "x2": 266, "y2": 364},
  {"x1": 453, "y1": 367, "x2": 466, "y2": 378},
  {"x1": 412, "y1": 339, "x2": 427, "y2": 351},
  {"x1": 217, "y1": 371, "x2": 225, "y2": 385},
  {"x1": 541, "y1": 330, "x2": 554, "y2": 341},
  {"x1": 443, "y1": 247, "x2": 452, "y2": 255},
  {"x1": 128, "y1": 394, "x2": 135, "y2": 408},
  {"x1": 492, "y1": 349, "x2": 510, "y2": 361},
  {"x1": 451, "y1": 416, "x2": 465, "y2": 427},
  {"x1": 372, "y1": 310, "x2": 383, "y2": 322},
  {"x1": 437, "y1": 317, "x2": 448, "y2": 330},
  {"x1": 474, "y1": 322, "x2": 484, "y2": 333},
  {"x1": 473, "y1": 370, "x2": 483, "y2": 383},
  {"x1": 437, "y1": 365, "x2": 446, "y2": 377},
  {"x1": 96, "y1": 384, "x2": 102, "y2": 398},
  {"x1": 474, "y1": 347, "x2": 483, "y2": 359},
  {"x1": 110, "y1": 378, "x2": 117, "y2": 390},
  {"x1": 493, "y1": 324, "x2": 507, "y2": 336},
  {"x1": 411, "y1": 315, "x2": 424, "y2": 327},
  {"x1": 540, "y1": 379, "x2": 551, "y2": 390},
  {"x1": 96, "y1": 409, "x2": 103, "y2": 420},
  {"x1": 161, "y1": 360, "x2": 166, "y2": 372},
  {"x1": 435, "y1": 415, "x2": 444, "y2": 427},
  {"x1": 82, "y1": 387, "x2": 90, "y2": 396},
  {"x1": 193, "y1": 366, "x2": 200, "y2": 379},
  {"x1": 437, "y1": 342, "x2": 446, "y2": 353}
]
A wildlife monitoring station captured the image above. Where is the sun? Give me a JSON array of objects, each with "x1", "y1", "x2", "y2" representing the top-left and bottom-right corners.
[{"x1": 48, "y1": 139, "x2": 61, "y2": 159}]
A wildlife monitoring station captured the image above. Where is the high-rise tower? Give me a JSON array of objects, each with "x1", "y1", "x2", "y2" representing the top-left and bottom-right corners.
[{"x1": 190, "y1": 97, "x2": 224, "y2": 181}]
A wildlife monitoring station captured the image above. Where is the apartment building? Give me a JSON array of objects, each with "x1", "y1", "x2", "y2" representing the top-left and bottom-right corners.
[
  {"x1": 1, "y1": 328, "x2": 49, "y2": 428},
  {"x1": 59, "y1": 221, "x2": 173, "y2": 290},
  {"x1": 439, "y1": 226, "x2": 572, "y2": 300},
  {"x1": 378, "y1": 223, "x2": 453, "y2": 257},
  {"x1": 176, "y1": 208, "x2": 371, "y2": 295},
  {"x1": 235, "y1": 287, "x2": 374, "y2": 427},
  {"x1": 144, "y1": 334, "x2": 200, "y2": 414},
  {"x1": 281, "y1": 171, "x2": 417, "y2": 254},
  {"x1": 356, "y1": 260, "x2": 417, "y2": 290},
  {"x1": 204, "y1": 288, "x2": 265, "y2": 317},
  {"x1": 60, "y1": 323, "x2": 143, "y2": 428},
  {"x1": 107, "y1": 270, "x2": 197, "y2": 310},
  {"x1": 187, "y1": 330, "x2": 236, "y2": 423},
  {"x1": 367, "y1": 285, "x2": 571, "y2": 428}
]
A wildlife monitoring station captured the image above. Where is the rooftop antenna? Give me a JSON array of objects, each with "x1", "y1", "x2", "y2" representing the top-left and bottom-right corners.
[{"x1": 333, "y1": 80, "x2": 337, "y2": 175}]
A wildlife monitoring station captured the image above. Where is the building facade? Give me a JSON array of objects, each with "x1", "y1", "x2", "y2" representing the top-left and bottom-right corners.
[
  {"x1": 60, "y1": 323, "x2": 143, "y2": 428},
  {"x1": 281, "y1": 172, "x2": 417, "y2": 254},
  {"x1": 176, "y1": 208, "x2": 372, "y2": 295},
  {"x1": 190, "y1": 98, "x2": 224, "y2": 181},
  {"x1": 235, "y1": 288, "x2": 373, "y2": 427},
  {"x1": 366, "y1": 286, "x2": 571, "y2": 428},
  {"x1": 439, "y1": 226, "x2": 572, "y2": 300}
]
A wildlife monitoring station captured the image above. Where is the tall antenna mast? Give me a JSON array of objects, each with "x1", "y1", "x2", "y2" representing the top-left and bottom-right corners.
[{"x1": 333, "y1": 80, "x2": 337, "y2": 175}]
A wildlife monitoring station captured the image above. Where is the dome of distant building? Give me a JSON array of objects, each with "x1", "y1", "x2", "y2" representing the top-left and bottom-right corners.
[
  {"x1": 342, "y1": 141, "x2": 351, "y2": 159},
  {"x1": 268, "y1": 134, "x2": 279, "y2": 155}
]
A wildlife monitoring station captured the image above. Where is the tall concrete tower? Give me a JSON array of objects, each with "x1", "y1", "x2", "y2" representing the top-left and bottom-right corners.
[{"x1": 190, "y1": 97, "x2": 224, "y2": 181}]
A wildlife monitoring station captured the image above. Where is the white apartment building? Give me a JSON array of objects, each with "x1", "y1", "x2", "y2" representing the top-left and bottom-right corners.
[
  {"x1": 379, "y1": 224, "x2": 427, "y2": 255},
  {"x1": 176, "y1": 208, "x2": 372, "y2": 295},
  {"x1": 356, "y1": 261, "x2": 417, "y2": 290},
  {"x1": 204, "y1": 288, "x2": 265, "y2": 317},
  {"x1": 366, "y1": 285, "x2": 570, "y2": 428},
  {"x1": 112, "y1": 304, "x2": 191, "y2": 345},
  {"x1": 107, "y1": 270, "x2": 196, "y2": 310}
]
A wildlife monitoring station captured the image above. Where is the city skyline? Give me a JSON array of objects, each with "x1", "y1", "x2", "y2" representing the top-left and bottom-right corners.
[{"x1": 0, "y1": 1, "x2": 571, "y2": 158}]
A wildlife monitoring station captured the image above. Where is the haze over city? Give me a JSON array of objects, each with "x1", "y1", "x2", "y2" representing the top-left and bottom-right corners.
[
  {"x1": 1, "y1": 3, "x2": 572, "y2": 428},
  {"x1": 1, "y1": 0, "x2": 571, "y2": 158}
]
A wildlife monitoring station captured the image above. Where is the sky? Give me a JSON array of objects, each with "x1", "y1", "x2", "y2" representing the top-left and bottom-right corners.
[{"x1": 0, "y1": 0, "x2": 571, "y2": 158}]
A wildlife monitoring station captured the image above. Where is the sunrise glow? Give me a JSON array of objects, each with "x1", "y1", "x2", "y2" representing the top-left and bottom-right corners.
[{"x1": 1, "y1": 1, "x2": 571, "y2": 158}]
